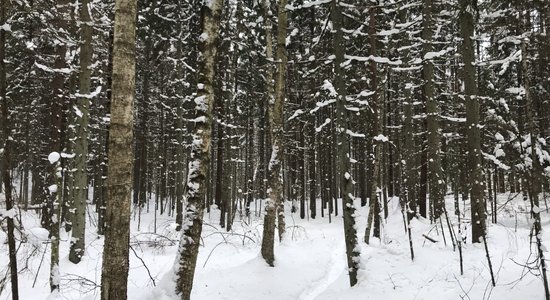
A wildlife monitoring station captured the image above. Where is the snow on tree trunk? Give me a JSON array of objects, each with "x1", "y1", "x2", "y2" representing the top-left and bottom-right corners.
[
  {"x1": 261, "y1": 0, "x2": 289, "y2": 267},
  {"x1": 422, "y1": 0, "x2": 445, "y2": 221},
  {"x1": 459, "y1": 0, "x2": 485, "y2": 243},
  {"x1": 47, "y1": 0, "x2": 69, "y2": 292},
  {"x1": 333, "y1": 0, "x2": 360, "y2": 287},
  {"x1": 1, "y1": 0, "x2": 20, "y2": 297},
  {"x1": 174, "y1": 0, "x2": 223, "y2": 299},
  {"x1": 521, "y1": 24, "x2": 550, "y2": 298}
]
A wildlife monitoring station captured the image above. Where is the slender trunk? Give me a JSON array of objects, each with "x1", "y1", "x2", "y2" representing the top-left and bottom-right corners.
[
  {"x1": 47, "y1": 0, "x2": 69, "y2": 292},
  {"x1": 261, "y1": 0, "x2": 288, "y2": 266},
  {"x1": 309, "y1": 114, "x2": 316, "y2": 218},
  {"x1": 299, "y1": 122, "x2": 306, "y2": 219},
  {"x1": 333, "y1": 0, "x2": 360, "y2": 286},
  {"x1": 423, "y1": 0, "x2": 444, "y2": 220},
  {"x1": 69, "y1": 0, "x2": 93, "y2": 264},
  {"x1": 365, "y1": 0, "x2": 381, "y2": 243},
  {"x1": 1, "y1": 0, "x2": 20, "y2": 296},
  {"x1": 175, "y1": 19, "x2": 185, "y2": 229},
  {"x1": 365, "y1": 138, "x2": 382, "y2": 244},
  {"x1": 215, "y1": 93, "x2": 225, "y2": 225}
]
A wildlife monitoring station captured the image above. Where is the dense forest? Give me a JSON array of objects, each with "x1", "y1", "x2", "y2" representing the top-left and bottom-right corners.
[{"x1": 1, "y1": 0, "x2": 550, "y2": 299}]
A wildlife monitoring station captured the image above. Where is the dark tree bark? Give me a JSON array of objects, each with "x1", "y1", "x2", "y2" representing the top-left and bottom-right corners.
[
  {"x1": 261, "y1": 0, "x2": 289, "y2": 266},
  {"x1": 1, "y1": 1, "x2": 20, "y2": 297},
  {"x1": 215, "y1": 92, "x2": 225, "y2": 225},
  {"x1": 520, "y1": 21, "x2": 550, "y2": 299},
  {"x1": 174, "y1": 0, "x2": 223, "y2": 298},
  {"x1": 422, "y1": 0, "x2": 445, "y2": 220},
  {"x1": 459, "y1": 0, "x2": 485, "y2": 243},
  {"x1": 46, "y1": 0, "x2": 69, "y2": 292},
  {"x1": 333, "y1": 0, "x2": 360, "y2": 286}
]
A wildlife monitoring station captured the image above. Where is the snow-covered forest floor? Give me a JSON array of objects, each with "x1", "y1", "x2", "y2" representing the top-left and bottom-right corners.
[{"x1": 1, "y1": 193, "x2": 548, "y2": 300}]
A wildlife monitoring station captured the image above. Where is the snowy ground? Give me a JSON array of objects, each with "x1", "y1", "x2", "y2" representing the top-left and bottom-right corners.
[{"x1": 0, "y1": 193, "x2": 548, "y2": 300}]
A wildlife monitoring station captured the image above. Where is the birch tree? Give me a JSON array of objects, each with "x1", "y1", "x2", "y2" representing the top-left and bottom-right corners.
[{"x1": 100, "y1": 0, "x2": 137, "y2": 298}]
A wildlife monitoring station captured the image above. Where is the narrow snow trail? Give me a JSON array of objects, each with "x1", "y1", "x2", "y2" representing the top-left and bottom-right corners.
[{"x1": 297, "y1": 241, "x2": 345, "y2": 300}]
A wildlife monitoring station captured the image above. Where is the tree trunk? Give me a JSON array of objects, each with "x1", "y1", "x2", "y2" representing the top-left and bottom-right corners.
[
  {"x1": 174, "y1": 0, "x2": 223, "y2": 298},
  {"x1": 100, "y1": 0, "x2": 137, "y2": 297},
  {"x1": 333, "y1": 0, "x2": 360, "y2": 286},
  {"x1": 97, "y1": 26, "x2": 115, "y2": 236},
  {"x1": 1, "y1": 0, "x2": 20, "y2": 297},
  {"x1": 422, "y1": 0, "x2": 445, "y2": 220},
  {"x1": 69, "y1": 0, "x2": 93, "y2": 264},
  {"x1": 365, "y1": 0, "x2": 381, "y2": 243},
  {"x1": 47, "y1": 0, "x2": 69, "y2": 291},
  {"x1": 274, "y1": 0, "x2": 288, "y2": 242},
  {"x1": 175, "y1": 15, "x2": 185, "y2": 229},
  {"x1": 459, "y1": 0, "x2": 485, "y2": 243},
  {"x1": 308, "y1": 113, "x2": 317, "y2": 218},
  {"x1": 261, "y1": 0, "x2": 288, "y2": 266},
  {"x1": 215, "y1": 92, "x2": 225, "y2": 225},
  {"x1": 399, "y1": 7, "x2": 416, "y2": 220}
]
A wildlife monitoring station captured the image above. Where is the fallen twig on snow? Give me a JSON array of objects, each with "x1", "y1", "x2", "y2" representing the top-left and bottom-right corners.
[
  {"x1": 129, "y1": 245, "x2": 156, "y2": 287},
  {"x1": 422, "y1": 234, "x2": 439, "y2": 243}
]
